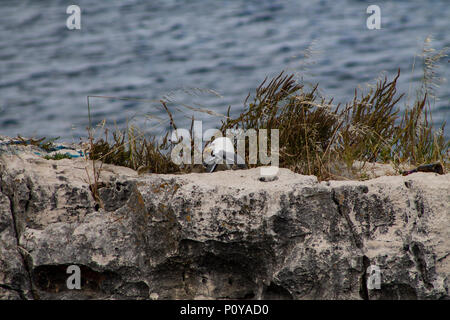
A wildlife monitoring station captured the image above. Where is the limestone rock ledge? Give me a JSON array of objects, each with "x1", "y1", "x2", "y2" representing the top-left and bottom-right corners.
[{"x1": 0, "y1": 152, "x2": 448, "y2": 300}]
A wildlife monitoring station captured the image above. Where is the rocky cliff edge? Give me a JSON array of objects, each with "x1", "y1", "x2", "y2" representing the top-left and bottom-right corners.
[{"x1": 0, "y1": 148, "x2": 449, "y2": 300}]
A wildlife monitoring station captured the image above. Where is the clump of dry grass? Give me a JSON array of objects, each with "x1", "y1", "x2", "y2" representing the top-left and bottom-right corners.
[
  {"x1": 89, "y1": 122, "x2": 179, "y2": 174},
  {"x1": 217, "y1": 37, "x2": 448, "y2": 180},
  {"x1": 232, "y1": 71, "x2": 447, "y2": 180},
  {"x1": 85, "y1": 38, "x2": 448, "y2": 183},
  {"x1": 393, "y1": 36, "x2": 449, "y2": 168},
  {"x1": 220, "y1": 72, "x2": 341, "y2": 179},
  {"x1": 392, "y1": 93, "x2": 449, "y2": 167},
  {"x1": 337, "y1": 70, "x2": 403, "y2": 167}
]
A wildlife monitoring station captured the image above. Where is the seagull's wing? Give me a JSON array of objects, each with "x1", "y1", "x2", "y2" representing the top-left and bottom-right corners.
[
  {"x1": 204, "y1": 153, "x2": 219, "y2": 173},
  {"x1": 203, "y1": 150, "x2": 235, "y2": 173}
]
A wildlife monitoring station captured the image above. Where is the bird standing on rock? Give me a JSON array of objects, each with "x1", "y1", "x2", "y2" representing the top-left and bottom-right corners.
[{"x1": 203, "y1": 137, "x2": 247, "y2": 173}]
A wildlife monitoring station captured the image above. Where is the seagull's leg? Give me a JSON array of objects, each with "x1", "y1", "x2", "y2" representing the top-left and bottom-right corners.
[{"x1": 205, "y1": 162, "x2": 217, "y2": 173}]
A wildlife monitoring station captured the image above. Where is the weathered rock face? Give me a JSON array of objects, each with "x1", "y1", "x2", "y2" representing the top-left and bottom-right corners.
[{"x1": 0, "y1": 150, "x2": 448, "y2": 300}]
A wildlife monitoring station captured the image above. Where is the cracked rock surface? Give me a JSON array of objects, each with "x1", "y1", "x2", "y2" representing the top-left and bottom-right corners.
[{"x1": 0, "y1": 149, "x2": 449, "y2": 300}]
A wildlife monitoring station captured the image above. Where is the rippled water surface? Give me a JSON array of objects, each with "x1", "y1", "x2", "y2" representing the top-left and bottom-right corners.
[{"x1": 0, "y1": 0, "x2": 449, "y2": 140}]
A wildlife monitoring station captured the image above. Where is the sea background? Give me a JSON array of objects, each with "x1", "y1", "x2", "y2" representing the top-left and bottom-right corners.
[{"x1": 0, "y1": 0, "x2": 449, "y2": 142}]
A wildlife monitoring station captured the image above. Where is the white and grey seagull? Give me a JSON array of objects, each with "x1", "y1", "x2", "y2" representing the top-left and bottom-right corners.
[{"x1": 203, "y1": 137, "x2": 247, "y2": 173}]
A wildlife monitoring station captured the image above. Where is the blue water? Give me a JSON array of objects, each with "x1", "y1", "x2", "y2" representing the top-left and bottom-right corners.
[{"x1": 0, "y1": 0, "x2": 449, "y2": 141}]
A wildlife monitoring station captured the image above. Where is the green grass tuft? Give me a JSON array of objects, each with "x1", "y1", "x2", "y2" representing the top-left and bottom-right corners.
[{"x1": 44, "y1": 153, "x2": 72, "y2": 160}]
